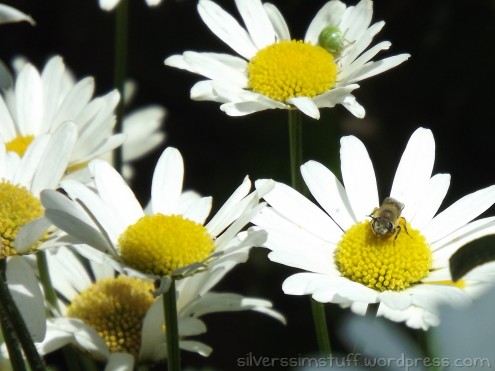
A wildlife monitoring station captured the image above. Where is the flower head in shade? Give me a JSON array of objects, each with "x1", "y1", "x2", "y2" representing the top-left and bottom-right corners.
[
  {"x1": 165, "y1": 0, "x2": 409, "y2": 119},
  {"x1": 37, "y1": 246, "x2": 284, "y2": 368},
  {"x1": 252, "y1": 128, "x2": 495, "y2": 329},
  {"x1": 0, "y1": 123, "x2": 78, "y2": 342},
  {"x1": 0, "y1": 55, "x2": 125, "y2": 172},
  {"x1": 41, "y1": 147, "x2": 270, "y2": 284}
]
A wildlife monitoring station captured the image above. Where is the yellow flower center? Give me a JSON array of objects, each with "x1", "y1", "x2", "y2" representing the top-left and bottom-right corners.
[
  {"x1": 247, "y1": 40, "x2": 337, "y2": 102},
  {"x1": 335, "y1": 220, "x2": 432, "y2": 292},
  {"x1": 6, "y1": 135, "x2": 35, "y2": 156},
  {"x1": 118, "y1": 214, "x2": 215, "y2": 277},
  {"x1": 0, "y1": 181, "x2": 45, "y2": 258},
  {"x1": 67, "y1": 276, "x2": 155, "y2": 358}
]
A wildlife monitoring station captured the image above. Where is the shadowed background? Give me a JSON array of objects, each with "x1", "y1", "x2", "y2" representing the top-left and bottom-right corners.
[{"x1": 1, "y1": 0, "x2": 495, "y2": 369}]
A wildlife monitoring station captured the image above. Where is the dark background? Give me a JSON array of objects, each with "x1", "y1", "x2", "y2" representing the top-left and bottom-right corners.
[{"x1": 2, "y1": 0, "x2": 495, "y2": 370}]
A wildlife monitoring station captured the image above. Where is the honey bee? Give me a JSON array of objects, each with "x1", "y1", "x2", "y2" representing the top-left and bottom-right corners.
[{"x1": 368, "y1": 197, "x2": 408, "y2": 241}]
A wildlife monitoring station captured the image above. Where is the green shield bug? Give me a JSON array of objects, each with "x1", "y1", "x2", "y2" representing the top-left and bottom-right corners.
[{"x1": 318, "y1": 25, "x2": 345, "y2": 56}]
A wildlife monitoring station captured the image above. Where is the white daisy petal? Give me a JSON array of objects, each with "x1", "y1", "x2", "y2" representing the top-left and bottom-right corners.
[
  {"x1": 256, "y1": 179, "x2": 344, "y2": 242},
  {"x1": 182, "y1": 51, "x2": 248, "y2": 87},
  {"x1": 263, "y1": 3, "x2": 290, "y2": 40},
  {"x1": 151, "y1": 147, "x2": 184, "y2": 215},
  {"x1": 340, "y1": 94, "x2": 365, "y2": 118},
  {"x1": 301, "y1": 160, "x2": 356, "y2": 230},
  {"x1": 182, "y1": 196, "x2": 212, "y2": 224},
  {"x1": 220, "y1": 100, "x2": 285, "y2": 116},
  {"x1": 235, "y1": 0, "x2": 276, "y2": 49},
  {"x1": 391, "y1": 127, "x2": 435, "y2": 219},
  {"x1": 41, "y1": 190, "x2": 113, "y2": 253},
  {"x1": 15, "y1": 217, "x2": 52, "y2": 254},
  {"x1": 105, "y1": 353, "x2": 134, "y2": 371},
  {"x1": 0, "y1": 4, "x2": 35, "y2": 25},
  {"x1": 287, "y1": 97, "x2": 320, "y2": 119},
  {"x1": 206, "y1": 176, "x2": 251, "y2": 236},
  {"x1": 198, "y1": 0, "x2": 258, "y2": 60},
  {"x1": 345, "y1": 54, "x2": 411, "y2": 84},
  {"x1": 340, "y1": 135, "x2": 378, "y2": 221},
  {"x1": 431, "y1": 217, "x2": 495, "y2": 267},
  {"x1": 90, "y1": 160, "x2": 144, "y2": 227},
  {"x1": 31, "y1": 122, "x2": 77, "y2": 194},
  {"x1": 423, "y1": 185, "x2": 495, "y2": 243},
  {"x1": 15, "y1": 64, "x2": 43, "y2": 136},
  {"x1": 7, "y1": 256, "x2": 46, "y2": 342},
  {"x1": 410, "y1": 173, "x2": 450, "y2": 230}
]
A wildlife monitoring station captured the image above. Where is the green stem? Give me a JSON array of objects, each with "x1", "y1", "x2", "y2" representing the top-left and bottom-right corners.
[
  {"x1": 163, "y1": 279, "x2": 180, "y2": 371},
  {"x1": 418, "y1": 330, "x2": 442, "y2": 371},
  {"x1": 288, "y1": 109, "x2": 304, "y2": 191},
  {"x1": 36, "y1": 251, "x2": 59, "y2": 313},
  {"x1": 288, "y1": 110, "x2": 332, "y2": 355},
  {"x1": 113, "y1": 0, "x2": 129, "y2": 175},
  {"x1": 0, "y1": 296, "x2": 27, "y2": 371},
  {"x1": 310, "y1": 299, "x2": 332, "y2": 355},
  {"x1": 0, "y1": 260, "x2": 46, "y2": 371}
]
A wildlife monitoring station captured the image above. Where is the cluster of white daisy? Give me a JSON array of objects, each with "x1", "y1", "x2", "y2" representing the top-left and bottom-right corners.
[{"x1": 1, "y1": 0, "x2": 495, "y2": 370}]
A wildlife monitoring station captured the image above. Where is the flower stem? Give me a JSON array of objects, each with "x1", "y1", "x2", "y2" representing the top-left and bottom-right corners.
[
  {"x1": 0, "y1": 260, "x2": 46, "y2": 371},
  {"x1": 0, "y1": 296, "x2": 27, "y2": 371},
  {"x1": 163, "y1": 278, "x2": 180, "y2": 371},
  {"x1": 288, "y1": 109, "x2": 332, "y2": 355},
  {"x1": 36, "y1": 251, "x2": 60, "y2": 313},
  {"x1": 113, "y1": 0, "x2": 129, "y2": 175}
]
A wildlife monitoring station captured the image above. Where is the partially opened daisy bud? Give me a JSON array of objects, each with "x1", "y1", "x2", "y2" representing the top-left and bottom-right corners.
[
  {"x1": 41, "y1": 147, "x2": 270, "y2": 283},
  {"x1": 165, "y1": 0, "x2": 409, "y2": 119},
  {"x1": 252, "y1": 127, "x2": 495, "y2": 330}
]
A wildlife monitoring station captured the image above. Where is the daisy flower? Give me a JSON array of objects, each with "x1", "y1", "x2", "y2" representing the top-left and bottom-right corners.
[
  {"x1": 0, "y1": 122, "x2": 77, "y2": 341},
  {"x1": 164, "y1": 0, "x2": 409, "y2": 120},
  {"x1": 0, "y1": 55, "x2": 125, "y2": 171},
  {"x1": 40, "y1": 146, "x2": 270, "y2": 283},
  {"x1": 0, "y1": 4, "x2": 34, "y2": 25},
  {"x1": 38, "y1": 246, "x2": 283, "y2": 369},
  {"x1": 252, "y1": 127, "x2": 495, "y2": 330},
  {"x1": 99, "y1": 0, "x2": 162, "y2": 12}
]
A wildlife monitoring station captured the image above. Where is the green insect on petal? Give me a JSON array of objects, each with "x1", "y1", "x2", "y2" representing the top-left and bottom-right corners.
[{"x1": 318, "y1": 25, "x2": 345, "y2": 55}]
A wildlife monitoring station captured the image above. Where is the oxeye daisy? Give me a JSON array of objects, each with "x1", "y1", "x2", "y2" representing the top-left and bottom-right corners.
[
  {"x1": 40, "y1": 146, "x2": 270, "y2": 282},
  {"x1": 164, "y1": 0, "x2": 409, "y2": 119},
  {"x1": 37, "y1": 246, "x2": 283, "y2": 368},
  {"x1": 0, "y1": 55, "x2": 125, "y2": 172},
  {"x1": 252, "y1": 127, "x2": 495, "y2": 330},
  {"x1": 0, "y1": 122, "x2": 77, "y2": 341}
]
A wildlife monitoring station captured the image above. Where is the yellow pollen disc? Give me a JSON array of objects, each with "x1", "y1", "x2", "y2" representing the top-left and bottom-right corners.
[
  {"x1": 335, "y1": 220, "x2": 432, "y2": 292},
  {"x1": 0, "y1": 181, "x2": 45, "y2": 258},
  {"x1": 247, "y1": 40, "x2": 337, "y2": 102},
  {"x1": 6, "y1": 135, "x2": 35, "y2": 156},
  {"x1": 118, "y1": 214, "x2": 215, "y2": 277},
  {"x1": 67, "y1": 276, "x2": 154, "y2": 358}
]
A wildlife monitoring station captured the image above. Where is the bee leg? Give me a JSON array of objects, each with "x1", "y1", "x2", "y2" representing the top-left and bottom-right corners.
[
  {"x1": 401, "y1": 217, "x2": 412, "y2": 238},
  {"x1": 393, "y1": 226, "x2": 402, "y2": 245}
]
